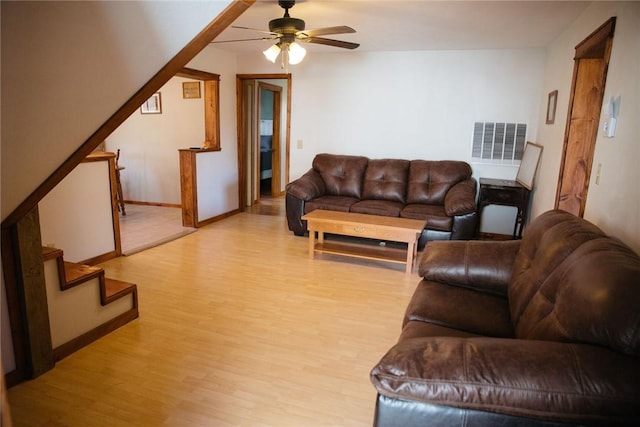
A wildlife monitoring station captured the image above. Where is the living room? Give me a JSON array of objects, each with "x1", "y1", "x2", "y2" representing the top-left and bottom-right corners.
[{"x1": 2, "y1": 1, "x2": 639, "y2": 425}]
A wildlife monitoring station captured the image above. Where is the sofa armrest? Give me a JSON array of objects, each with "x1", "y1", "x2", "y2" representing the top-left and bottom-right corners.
[
  {"x1": 418, "y1": 240, "x2": 520, "y2": 296},
  {"x1": 285, "y1": 169, "x2": 326, "y2": 201},
  {"x1": 444, "y1": 178, "x2": 477, "y2": 216},
  {"x1": 370, "y1": 337, "x2": 640, "y2": 424}
]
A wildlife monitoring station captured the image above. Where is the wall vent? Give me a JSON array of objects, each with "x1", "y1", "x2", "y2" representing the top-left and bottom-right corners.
[{"x1": 472, "y1": 122, "x2": 527, "y2": 162}]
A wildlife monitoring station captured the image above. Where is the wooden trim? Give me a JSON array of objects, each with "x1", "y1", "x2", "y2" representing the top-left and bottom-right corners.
[
  {"x1": 12, "y1": 208, "x2": 55, "y2": 378},
  {"x1": 176, "y1": 67, "x2": 220, "y2": 81},
  {"x1": 236, "y1": 73, "x2": 291, "y2": 211},
  {"x1": 204, "y1": 79, "x2": 221, "y2": 149},
  {"x1": 82, "y1": 152, "x2": 116, "y2": 163},
  {"x1": 575, "y1": 17, "x2": 616, "y2": 59},
  {"x1": 179, "y1": 150, "x2": 199, "y2": 227},
  {"x1": 124, "y1": 201, "x2": 182, "y2": 209},
  {"x1": 1, "y1": 0, "x2": 255, "y2": 230},
  {"x1": 195, "y1": 209, "x2": 241, "y2": 228},
  {"x1": 555, "y1": 17, "x2": 615, "y2": 215},
  {"x1": 1, "y1": 226, "x2": 28, "y2": 386}
]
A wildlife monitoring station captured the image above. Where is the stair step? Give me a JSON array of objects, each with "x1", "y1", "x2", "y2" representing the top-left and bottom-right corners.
[
  {"x1": 63, "y1": 261, "x2": 104, "y2": 290},
  {"x1": 103, "y1": 278, "x2": 137, "y2": 305}
]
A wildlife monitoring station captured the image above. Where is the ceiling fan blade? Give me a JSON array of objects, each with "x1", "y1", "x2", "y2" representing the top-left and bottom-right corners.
[
  {"x1": 232, "y1": 25, "x2": 278, "y2": 36},
  {"x1": 211, "y1": 37, "x2": 277, "y2": 44},
  {"x1": 302, "y1": 37, "x2": 360, "y2": 50},
  {"x1": 297, "y1": 26, "x2": 356, "y2": 38}
]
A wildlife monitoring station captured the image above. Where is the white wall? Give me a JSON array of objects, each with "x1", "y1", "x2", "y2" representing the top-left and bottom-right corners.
[
  {"x1": 106, "y1": 77, "x2": 205, "y2": 205},
  {"x1": 237, "y1": 48, "x2": 545, "y2": 234},
  {"x1": 532, "y1": 1, "x2": 640, "y2": 253},
  {"x1": 39, "y1": 160, "x2": 116, "y2": 263},
  {"x1": 1, "y1": 0, "x2": 232, "y2": 220}
]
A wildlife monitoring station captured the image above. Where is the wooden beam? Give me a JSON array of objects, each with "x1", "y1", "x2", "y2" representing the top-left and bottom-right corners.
[{"x1": 11, "y1": 207, "x2": 55, "y2": 378}]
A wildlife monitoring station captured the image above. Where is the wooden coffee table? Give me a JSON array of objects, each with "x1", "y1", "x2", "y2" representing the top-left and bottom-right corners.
[{"x1": 301, "y1": 210, "x2": 426, "y2": 274}]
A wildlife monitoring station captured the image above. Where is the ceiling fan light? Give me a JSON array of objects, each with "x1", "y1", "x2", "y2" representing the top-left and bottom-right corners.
[
  {"x1": 287, "y1": 42, "x2": 306, "y2": 65},
  {"x1": 263, "y1": 44, "x2": 281, "y2": 63}
]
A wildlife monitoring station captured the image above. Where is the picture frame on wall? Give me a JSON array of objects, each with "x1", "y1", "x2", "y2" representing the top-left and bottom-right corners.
[
  {"x1": 182, "y1": 81, "x2": 201, "y2": 99},
  {"x1": 140, "y1": 92, "x2": 162, "y2": 114},
  {"x1": 546, "y1": 90, "x2": 558, "y2": 124},
  {"x1": 516, "y1": 142, "x2": 543, "y2": 190}
]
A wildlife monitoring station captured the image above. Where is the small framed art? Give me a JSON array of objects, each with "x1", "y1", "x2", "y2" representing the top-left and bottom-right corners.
[
  {"x1": 546, "y1": 90, "x2": 558, "y2": 124},
  {"x1": 182, "y1": 81, "x2": 201, "y2": 99},
  {"x1": 141, "y1": 92, "x2": 162, "y2": 114}
]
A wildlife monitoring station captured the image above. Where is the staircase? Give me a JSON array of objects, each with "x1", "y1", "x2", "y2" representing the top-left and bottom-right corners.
[{"x1": 42, "y1": 247, "x2": 138, "y2": 361}]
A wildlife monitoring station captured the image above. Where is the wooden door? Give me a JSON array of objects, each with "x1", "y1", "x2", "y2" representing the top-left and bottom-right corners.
[{"x1": 555, "y1": 18, "x2": 615, "y2": 216}]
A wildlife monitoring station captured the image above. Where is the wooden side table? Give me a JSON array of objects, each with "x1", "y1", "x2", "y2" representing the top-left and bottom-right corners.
[{"x1": 476, "y1": 178, "x2": 531, "y2": 239}]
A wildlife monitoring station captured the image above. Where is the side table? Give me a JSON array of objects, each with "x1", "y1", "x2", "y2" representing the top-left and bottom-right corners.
[{"x1": 476, "y1": 178, "x2": 531, "y2": 239}]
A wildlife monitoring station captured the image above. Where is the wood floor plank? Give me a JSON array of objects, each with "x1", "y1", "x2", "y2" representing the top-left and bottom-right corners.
[{"x1": 7, "y1": 198, "x2": 419, "y2": 426}]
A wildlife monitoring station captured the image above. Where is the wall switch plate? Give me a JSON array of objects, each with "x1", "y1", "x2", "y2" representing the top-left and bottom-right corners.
[
  {"x1": 603, "y1": 117, "x2": 617, "y2": 138},
  {"x1": 297, "y1": 139, "x2": 303, "y2": 149}
]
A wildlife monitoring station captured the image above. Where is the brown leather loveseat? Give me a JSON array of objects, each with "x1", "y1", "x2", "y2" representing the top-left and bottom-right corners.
[
  {"x1": 370, "y1": 210, "x2": 640, "y2": 426},
  {"x1": 285, "y1": 153, "x2": 477, "y2": 248}
]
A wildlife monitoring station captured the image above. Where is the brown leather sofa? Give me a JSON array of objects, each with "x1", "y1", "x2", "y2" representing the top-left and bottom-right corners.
[
  {"x1": 285, "y1": 153, "x2": 477, "y2": 248},
  {"x1": 370, "y1": 209, "x2": 640, "y2": 426}
]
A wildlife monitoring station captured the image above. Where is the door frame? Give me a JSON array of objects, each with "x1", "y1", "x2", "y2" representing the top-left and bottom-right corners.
[
  {"x1": 555, "y1": 18, "x2": 616, "y2": 216},
  {"x1": 236, "y1": 74, "x2": 291, "y2": 209}
]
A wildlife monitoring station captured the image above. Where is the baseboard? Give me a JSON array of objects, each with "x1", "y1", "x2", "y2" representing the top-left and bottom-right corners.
[
  {"x1": 196, "y1": 208, "x2": 241, "y2": 228},
  {"x1": 124, "y1": 200, "x2": 182, "y2": 208}
]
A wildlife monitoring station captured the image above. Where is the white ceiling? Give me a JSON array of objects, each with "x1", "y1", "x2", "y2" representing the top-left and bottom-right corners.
[{"x1": 212, "y1": 0, "x2": 591, "y2": 54}]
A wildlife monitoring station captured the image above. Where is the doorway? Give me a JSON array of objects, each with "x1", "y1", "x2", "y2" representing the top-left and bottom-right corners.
[
  {"x1": 555, "y1": 18, "x2": 616, "y2": 216},
  {"x1": 236, "y1": 74, "x2": 292, "y2": 210},
  {"x1": 258, "y1": 82, "x2": 282, "y2": 199}
]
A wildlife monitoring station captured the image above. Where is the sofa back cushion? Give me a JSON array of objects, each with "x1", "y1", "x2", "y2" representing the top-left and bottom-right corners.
[
  {"x1": 509, "y1": 210, "x2": 640, "y2": 356},
  {"x1": 312, "y1": 154, "x2": 369, "y2": 198},
  {"x1": 361, "y1": 159, "x2": 410, "y2": 203},
  {"x1": 406, "y1": 161, "x2": 472, "y2": 204}
]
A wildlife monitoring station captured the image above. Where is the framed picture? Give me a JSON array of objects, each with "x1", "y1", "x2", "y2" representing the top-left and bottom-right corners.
[
  {"x1": 546, "y1": 90, "x2": 558, "y2": 124},
  {"x1": 516, "y1": 142, "x2": 543, "y2": 190},
  {"x1": 141, "y1": 92, "x2": 162, "y2": 114},
  {"x1": 182, "y1": 81, "x2": 201, "y2": 99}
]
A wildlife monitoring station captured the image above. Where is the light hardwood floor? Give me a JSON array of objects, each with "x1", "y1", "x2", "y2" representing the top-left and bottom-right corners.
[
  {"x1": 7, "y1": 198, "x2": 420, "y2": 426},
  {"x1": 119, "y1": 204, "x2": 197, "y2": 256}
]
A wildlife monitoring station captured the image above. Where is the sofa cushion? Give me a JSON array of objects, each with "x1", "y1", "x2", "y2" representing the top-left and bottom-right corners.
[
  {"x1": 312, "y1": 153, "x2": 369, "y2": 198},
  {"x1": 350, "y1": 200, "x2": 404, "y2": 217},
  {"x1": 400, "y1": 204, "x2": 452, "y2": 232},
  {"x1": 371, "y1": 336, "x2": 640, "y2": 424},
  {"x1": 406, "y1": 161, "x2": 472, "y2": 204},
  {"x1": 404, "y1": 280, "x2": 514, "y2": 338},
  {"x1": 510, "y1": 210, "x2": 640, "y2": 357},
  {"x1": 305, "y1": 195, "x2": 359, "y2": 213},
  {"x1": 361, "y1": 159, "x2": 410, "y2": 203}
]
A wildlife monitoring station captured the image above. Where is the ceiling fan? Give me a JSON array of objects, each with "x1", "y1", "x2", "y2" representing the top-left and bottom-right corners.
[{"x1": 212, "y1": 0, "x2": 359, "y2": 66}]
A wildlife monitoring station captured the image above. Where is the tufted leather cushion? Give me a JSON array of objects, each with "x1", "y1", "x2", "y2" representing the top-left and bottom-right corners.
[
  {"x1": 406, "y1": 161, "x2": 472, "y2": 204},
  {"x1": 509, "y1": 210, "x2": 640, "y2": 357},
  {"x1": 361, "y1": 159, "x2": 410, "y2": 203},
  {"x1": 312, "y1": 153, "x2": 368, "y2": 199}
]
